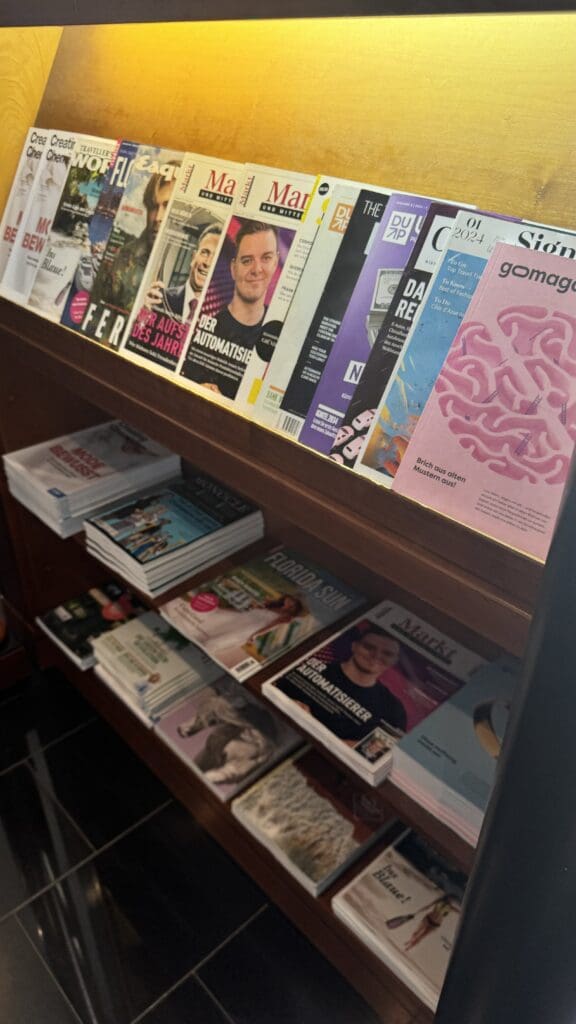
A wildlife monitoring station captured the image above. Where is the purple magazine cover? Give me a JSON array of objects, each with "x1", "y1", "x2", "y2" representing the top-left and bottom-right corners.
[{"x1": 298, "y1": 195, "x2": 430, "y2": 455}]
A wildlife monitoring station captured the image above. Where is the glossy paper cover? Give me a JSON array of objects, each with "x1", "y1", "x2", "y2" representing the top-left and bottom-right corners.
[
  {"x1": 160, "y1": 545, "x2": 365, "y2": 681},
  {"x1": 299, "y1": 193, "x2": 429, "y2": 456},
  {"x1": 121, "y1": 152, "x2": 242, "y2": 374},
  {"x1": 392, "y1": 242, "x2": 576, "y2": 561}
]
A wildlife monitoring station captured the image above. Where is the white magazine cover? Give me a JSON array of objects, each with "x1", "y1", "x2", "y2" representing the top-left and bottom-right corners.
[
  {"x1": 1, "y1": 129, "x2": 81, "y2": 304},
  {"x1": 0, "y1": 127, "x2": 48, "y2": 281}
]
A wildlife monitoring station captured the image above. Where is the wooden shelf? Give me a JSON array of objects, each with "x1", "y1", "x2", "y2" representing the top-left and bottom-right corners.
[
  {"x1": 0, "y1": 641, "x2": 31, "y2": 687},
  {"x1": 0, "y1": 0, "x2": 565, "y2": 28},
  {"x1": 39, "y1": 636, "x2": 434, "y2": 1024},
  {"x1": 0, "y1": 299, "x2": 538, "y2": 657}
]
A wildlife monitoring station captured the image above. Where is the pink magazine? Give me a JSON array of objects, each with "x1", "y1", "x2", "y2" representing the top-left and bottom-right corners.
[{"x1": 392, "y1": 242, "x2": 576, "y2": 561}]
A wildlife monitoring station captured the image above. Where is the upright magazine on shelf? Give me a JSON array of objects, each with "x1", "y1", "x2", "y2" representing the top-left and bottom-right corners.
[
  {"x1": 176, "y1": 163, "x2": 315, "y2": 405},
  {"x1": 60, "y1": 138, "x2": 139, "y2": 331},
  {"x1": 276, "y1": 188, "x2": 391, "y2": 439},
  {"x1": 0, "y1": 127, "x2": 48, "y2": 281},
  {"x1": 263, "y1": 600, "x2": 484, "y2": 785},
  {"x1": 253, "y1": 182, "x2": 362, "y2": 429},
  {"x1": 232, "y1": 747, "x2": 398, "y2": 895},
  {"x1": 235, "y1": 173, "x2": 362, "y2": 414},
  {"x1": 357, "y1": 215, "x2": 576, "y2": 487},
  {"x1": 120, "y1": 151, "x2": 243, "y2": 374},
  {"x1": 332, "y1": 829, "x2": 468, "y2": 1011},
  {"x1": 160, "y1": 544, "x2": 365, "y2": 682},
  {"x1": 156, "y1": 675, "x2": 303, "y2": 801},
  {"x1": 341, "y1": 200, "x2": 474, "y2": 475},
  {"x1": 80, "y1": 143, "x2": 183, "y2": 348},
  {"x1": 392, "y1": 242, "x2": 576, "y2": 561},
  {"x1": 0, "y1": 129, "x2": 80, "y2": 305},
  {"x1": 27, "y1": 135, "x2": 116, "y2": 321},
  {"x1": 298, "y1": 192, "x2": 430, "y2": 457}
]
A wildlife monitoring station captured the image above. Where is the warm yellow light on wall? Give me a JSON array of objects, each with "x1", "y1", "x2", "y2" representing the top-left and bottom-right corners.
[
  {"x1": 0, "y1": 27, "x2": 63, "y2": 214},
  {"x1": 2, "y1": 14, "x2": 574, "y2": 226}
]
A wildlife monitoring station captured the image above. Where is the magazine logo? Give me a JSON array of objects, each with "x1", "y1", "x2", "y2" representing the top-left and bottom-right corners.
[
  {"x1": 109, "y1": 155, "x2": 134, "y2": 190},
  {"x1": 383, "y1": 211, "x2": 419, "y2": 246},
  {"x1": 343, "y1": 360, "x2": 365, "y2": 385},
  {"x1": 329, "y1": 202, "x2": 353, "y2": 234},
  {"x1": 517, "y1": 229, "x2": 576, "y2": 261},
  {"x1": 259, "y1": 181, "x2": 309, "y2": 220},
  {"x1": 265, "y1": 550, "x2": 354, "y2": 612},
  {"x1": 132, "y1": 155, "x2": 181, "y2": 182},
  {"x1": 199, "y1": 169, "x2": 237, "y2": 205},
  {"x1": 393, "y1": 616, "x2": 458, "y2": 665},
  {"x1": 414, "y1": 214, "x2": 454, "y2": 273},
  {"x1": 72, "y1": 150, "x2": 112, "y2": 173},
  {"x1": 498, "y1": 260, "x2": 576, "y2": 295}
]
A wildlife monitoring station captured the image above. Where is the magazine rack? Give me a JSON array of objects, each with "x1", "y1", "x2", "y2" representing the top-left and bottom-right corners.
[{"x1": 0, "y1": 8, "x2": 574, "y2": 1022}]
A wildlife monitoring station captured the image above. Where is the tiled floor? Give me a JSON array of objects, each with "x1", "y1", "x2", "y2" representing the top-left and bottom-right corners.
[{"x1": 0, "y1": 668, "x2": 422, "y2": 1024}]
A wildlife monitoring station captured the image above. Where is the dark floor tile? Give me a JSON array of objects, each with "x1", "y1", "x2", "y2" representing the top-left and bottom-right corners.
[
  {"x1": 29, "y1": 717, "x2": 171, "y2": 846},
  {"x1": 18, "y1": 801, "x2": 265, "y2": 1024},
  {"x1": 138, "y1": 976, "x2": 232, "y2": 1024},
  {"x1": 0, "y1": 915, "x2": 80, "y2": 1024},
  {"x1": 198, "y1": 905, "x2": 384, "y2": 1024},
  {"x1": 0, "y1": 669, "x2": 94, "y2": 772},
  {"x1": 0, "y1": 762, "x2": 91, "y2": 918}
]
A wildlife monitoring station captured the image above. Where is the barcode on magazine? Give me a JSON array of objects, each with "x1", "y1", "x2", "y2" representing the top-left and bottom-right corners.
[
  {"x1": 235, "y1": 657, "x2": 260, "y2": 679},
  {"x1": 278, "y1": 413, "x2": 304, "y2": 438}
]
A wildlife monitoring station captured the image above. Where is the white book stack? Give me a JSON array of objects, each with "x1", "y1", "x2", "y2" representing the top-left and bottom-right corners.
[
  {"x1": 3, "y1": 420, "x2": 180, "y2": 538},
  {"x1": 91, "y1": 610, "x2": 221, "y2": 725}
]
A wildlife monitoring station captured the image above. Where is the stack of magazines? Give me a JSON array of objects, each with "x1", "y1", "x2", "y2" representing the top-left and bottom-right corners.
[
  {"x1": 84, "y1": 472, "x2": 264, "y2": 597},
  {"x1": 92, "y1": 610, "x2": 221, "y2": 727},
  {"x1": 3, "y1": 420, "x2": 180, "y2": 538},
  {"x1": 35, "y1": 581, "x2": 145, "y2": 670},
  {"x1": 232, "y1": 748, "x2": 397, "y2": 896},
  {"x1": 332, "y1": 829, "x2": 467, "y2": 1012}
]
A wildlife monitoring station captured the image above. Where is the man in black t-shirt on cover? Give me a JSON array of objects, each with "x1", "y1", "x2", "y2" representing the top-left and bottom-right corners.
[
  {"x1": 280, "y1": 626, "x2": 408, "y2": 743},
  {"x1": 199, "y1": 220, "x2": 279, "y2": 399}
]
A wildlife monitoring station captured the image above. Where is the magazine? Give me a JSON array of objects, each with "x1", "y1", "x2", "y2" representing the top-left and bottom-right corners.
[
  {"x1": 35, "y1": 581, "x2": 145, "y2": 670},
  {"x1": 332, "y1": 829, "x2": 467, "y2": 1011},
  {"x1": 27, "y1": 135, "x2": 116, "y2": 321},
  {"x1": 357, "y1": 213, "x2": 576, "y2": 486},
  {"x1": 253, "y1": 182, "x2": 362, "y2": 429},
  {"x1": 391, "y1": 656, "x2": 519, "y2": 845},
  {"x1": 0, "y1": 129, "x2": 80, "y2": 305},
  {"x1": 60, "y1": 138, "x2": 139, "y2": 331},
  {"x1": 160, "y1": 544, "x2": 365, "y2": 681},
  {"x1": 176, "y1": 163, "x2": 315, "y2": 404},
  {"x1": 232, "y1": 747, "x2": 397, "y2": 895},
  {"x1": 275, "y1": 188, "x2": 391, "y2": 440},
  {"x1": 0, "y1": 127, "x2": 48, "y2": 281},
  {"x1": 299, "y1": 192, "x2": 430, "y2": 456},
  {"x1": 262, "y1": 600, "x2": 484, "y2": 784},
  {"x1": 235, "y1": 173, "x2": 363, "y2": 414},
  {"x1": 80, "y1": 143, "x2": 183, "y2": 348},
  {"x1": 391, "y1": 241, "x2": 576, "y2": 561},
  {"x1": 120, "y1": 151, "x2": 243, "y2": 375},
  {"x1": 156, "y1": 675, "x2": 303, "y2": 800}
]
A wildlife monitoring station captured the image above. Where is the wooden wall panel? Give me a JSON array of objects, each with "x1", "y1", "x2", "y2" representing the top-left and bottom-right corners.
[
  {"x1": 34, "y1": 15, "x2": 576, "y2": 226},
  {"x1": 0, "y1": 27, "x2": 62, "y2": 214}
]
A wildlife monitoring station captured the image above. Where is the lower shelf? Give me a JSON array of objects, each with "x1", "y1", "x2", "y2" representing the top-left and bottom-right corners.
[
  {"x1": 0, "y1": 641, "x2": 31, "y2": 688},
  {"x1": 40, "y1": 637, "x2": 435, "y2": 1023}
]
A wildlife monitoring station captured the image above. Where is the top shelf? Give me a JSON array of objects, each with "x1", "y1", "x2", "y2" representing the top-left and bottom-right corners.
[
  {"x1": 0, "y1": 0, "x2": 570, "y2": 26},
  {"x1": 0, "y1": 299, "x2": 538, "y2": 656}
]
